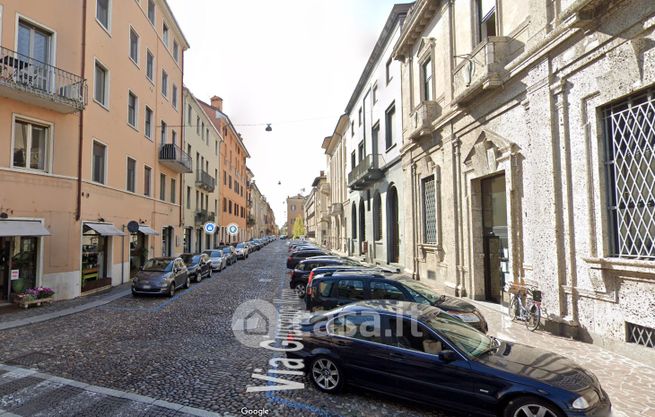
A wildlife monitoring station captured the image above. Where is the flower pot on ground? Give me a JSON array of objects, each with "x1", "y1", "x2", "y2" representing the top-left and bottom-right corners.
[{"x1": 13, "y1": 287, "x2": 55, "y2": 309}]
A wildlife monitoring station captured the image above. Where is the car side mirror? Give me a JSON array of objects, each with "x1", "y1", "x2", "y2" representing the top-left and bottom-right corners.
[{"x1": 438, "y1": 350, "x2": 457, "y2": 362}]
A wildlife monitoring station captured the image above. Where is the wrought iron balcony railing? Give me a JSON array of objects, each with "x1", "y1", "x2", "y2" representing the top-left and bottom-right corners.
[
  {"x1": 196, "y1": 170, "x2": 215, "y2": 192},
  {"x1": 195, "y1": 209, "x2": 215, "y2": 225},
  {"x1": 348, "y1": 154, "x2": 385, "y2": 191},
  {"x1": 159, "y1": 143, "x2": 193, "y2": 173},
  {"x1": 0, "y1": 46, "x2": 86, "y2": 113}
]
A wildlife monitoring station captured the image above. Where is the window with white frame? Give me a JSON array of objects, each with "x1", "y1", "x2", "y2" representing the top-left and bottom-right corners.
[
  {"x1": 96, "y1": 0, "x2": 110, "y2": 31},
  {"x1": 147, "y1": 0, "x2": 155, "y2": 24},
  {"x1": 422, "y1": 58, "x2": 433, "y2": 101},
  {"x1": 172, "y1": 84, "x2": 178, "y2": 108},
  {"x1": 173, "y1": 39, "x2": 179, "y2": 62},
  {"x1": 126, "y1": 157, "x2": 136, "y2": 192},
  {"x1": 144, "y1": 165, "x2": 152, "y2": 196},
  {"x1": 386, "y1": 57, "x2": 393, "y2": 84},
  {"x1": 13, "y1": 119, "x2": 50, "y2": 172},
  {"x1": 604, "y1": 88, "x2": 655, "y2": 259},
  {"x1": 129, "y1": 27, "x2": 139, "y2": 64},
  {"x1": 187, "y1": 104, "x2": 192, "y2": 125},
  {"x1": 127, "y1": 91, "x2": 138, "y2": 127},
  {"x1": 161, "y1": 69, "x2": 168, "y2": 97},
  {"x1": 145, "y1": 106, "x2": 153, "y2": 138},
  {"x1": 385, "y1": 102, "x2": 396, "y2": 149},
  {"x1": 477, "y1": 0, "x2": 497, "y2": 43},
  {"x1": 161, "y1": 120, "x2": 167, "y2": 143},
  {"x1": 146, "y1": 50, "x2": 154, "y2": 81},
  {"x1": 94, "y1": 60, "x2": 109, "y2": 106},
  {"x1": 196, "y1": 116, "x2": 200, "y2": 135},
  {"x1": 373, "y1": 192, "x2": 383, "y2": 241},
  {"x1": 160, "y1": 173, "x2": 166, "y2": 201},
  {"x1": 170, "y1": 178, "x2": 176, "y2": 203},
  {"x1": 422, "y1": 175, "x2": 437, "y2": 244},
  {"x1": 172, "y1": 129, "x2": 177, "y2": 145},
  {"x1": 162, "y1": 22, "x2": 169, "y2": 46},
  {"x1": 92, "y1": 141, "x2": 106, "y2": 184}
]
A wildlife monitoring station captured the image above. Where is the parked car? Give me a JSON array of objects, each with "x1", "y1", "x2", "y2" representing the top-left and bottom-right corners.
[
  {"x1": 219, "y1": 245, "x2": 237, "y2": 265},
  {"x1": 132, "y1": 257, "x2": 190, "y2": 297},
  {"x1": 180, "y1": 253, "x2": 212, "y2": 283},
  {"x1": 203, "y1": 249, "x2": 227, "y2": 272},
  {"x1": 290, "y1": 258, "x2": 361, "y2": 298},
  {"x1": 289, "y1": 301, "x2": 611, "y2": 417},
  {"x1": 235, "y1": 242, "x2": 249, "y2": 259},
  {"x1": 287, "y1": 248, "x2": 329, "y2": 269},
  {"x1": 307, "y1": 271, "x2": 488, "y2": 333}
]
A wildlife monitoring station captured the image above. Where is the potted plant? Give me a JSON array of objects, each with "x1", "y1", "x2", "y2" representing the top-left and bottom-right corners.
[{"x1": 13, "y1": 287, "x2": 55, "y2": 309}]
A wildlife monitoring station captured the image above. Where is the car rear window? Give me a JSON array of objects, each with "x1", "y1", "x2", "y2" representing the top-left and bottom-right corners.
[
  {"x1": 334, "y1": 279, "x2": 365, "y2": 300},
  {"x1": 318, "y1": 281, "x2": 333, "y2": 297}
]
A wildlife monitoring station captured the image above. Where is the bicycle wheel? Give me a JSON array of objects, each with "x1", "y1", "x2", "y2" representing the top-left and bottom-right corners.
[
  {"x1": 509, "y1": 296, "x2": 519, "y2": 321},
  {"x1": 525, "y1": 304, "x2": 541, "y2": 331}
]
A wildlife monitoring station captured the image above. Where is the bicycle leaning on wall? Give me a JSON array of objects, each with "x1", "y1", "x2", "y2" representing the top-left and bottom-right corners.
[{"x1": 507, "y1": 283, "x2": 542, "y2": 332}]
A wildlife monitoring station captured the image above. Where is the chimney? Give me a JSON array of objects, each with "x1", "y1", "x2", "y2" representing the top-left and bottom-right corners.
[
  {"x1": 210, "y1": 95, "x2": 223, "y2": 111},
  {"x1": 320, "y1": 170, "x2": 325, "y2": 177}
]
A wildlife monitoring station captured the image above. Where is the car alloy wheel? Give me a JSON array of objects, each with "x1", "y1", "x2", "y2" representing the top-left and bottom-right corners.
[
  {"x1": 295, "y1": 283, "x2": 306, "y2": 298},
  {"x1": 168, "y1": 284, "x2": 175, "y2": 297},
  {"x1": 184, "y1": 276, "x2": 191, "y2": 289},
  {"x1": 196, "y1": 273, "x2": 202, "y2": 283},
  {"x1": 505, "y1": 397, "x2": 564, "y2": 417},
  {"x1": 310, "y1": 357, "x2": 342, "y2": 393}
]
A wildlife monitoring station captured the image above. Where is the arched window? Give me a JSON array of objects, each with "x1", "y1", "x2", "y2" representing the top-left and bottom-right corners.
[
  {"x1": 373, "y1": 192, "x2": 382, "y2": 241},
  {"x1": 351, "y1": 203, "x2": 357, "y2": 239}
]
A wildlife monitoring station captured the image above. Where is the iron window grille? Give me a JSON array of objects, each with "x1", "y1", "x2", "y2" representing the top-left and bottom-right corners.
[
  {"x1": 604, "y1": 88, "x2": 655, "y2": 259},
  {"x1": 626, "y1": 322, "x2": 655, "y2": 348},
  {"x1": 422, "y1": 176, "x2": 437, "y2": 244}
]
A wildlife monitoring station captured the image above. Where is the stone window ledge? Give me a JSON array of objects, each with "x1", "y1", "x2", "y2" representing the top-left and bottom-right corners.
[{"x1": 582, "y1": 256, "x2": 655, "y2": 276}]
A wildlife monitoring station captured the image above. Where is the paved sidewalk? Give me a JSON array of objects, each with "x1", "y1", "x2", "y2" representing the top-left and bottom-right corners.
[
  {"x1": 0, "y1": 284, "x2": 132, "y2": 330},
  {"x1": 472, "y1": 300, "x2": 655, "y2": 417}
]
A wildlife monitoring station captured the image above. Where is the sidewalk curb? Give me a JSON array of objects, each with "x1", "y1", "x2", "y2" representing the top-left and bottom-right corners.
[{"x1": 0, "y1": 288, "x2": 131, "y2": 331}]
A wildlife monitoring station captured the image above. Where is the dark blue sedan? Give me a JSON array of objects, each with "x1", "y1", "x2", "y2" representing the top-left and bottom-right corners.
[{"x1": 288, "y1": 301, "x2": 611, "y2": 417}]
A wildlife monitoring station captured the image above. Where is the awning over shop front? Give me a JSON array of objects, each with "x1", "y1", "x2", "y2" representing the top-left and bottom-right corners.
[
  {"x1": 138, "y1": 225, "x2": 159, "y2": 236},
  {"x1": 0, "y1": 220, "x2": 51, "y2": 237},
  {"x1": 84, "y1": 222, "x2": 125, "y2": 236}
]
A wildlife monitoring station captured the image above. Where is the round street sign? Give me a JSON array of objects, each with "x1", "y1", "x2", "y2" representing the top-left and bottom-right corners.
[
  {"x1": 227, "y1": 223, "x2": 239, "y2": 236},
  {"x1": 204, "y1": 222, "x2": 217, "y2": 235},
  {"x1": 127, "y1": 221, "x2": 140, "y2": 233}
]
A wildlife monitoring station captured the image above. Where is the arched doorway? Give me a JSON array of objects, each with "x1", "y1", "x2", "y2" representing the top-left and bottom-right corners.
[
  {"x1": 387, "y1": 185, "x2": 399, "y2": 263},
  {"x1": 359, "y1": 198, "x2": 366, "y2": 255}
]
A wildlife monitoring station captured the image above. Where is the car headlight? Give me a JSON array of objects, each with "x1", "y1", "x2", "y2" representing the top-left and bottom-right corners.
[
  {"x1": 572, "y1": 397, "x2": 589, "y2": 410},
  {"x1": 572, "y1": 390, "x2": 599, "y2": 410}
]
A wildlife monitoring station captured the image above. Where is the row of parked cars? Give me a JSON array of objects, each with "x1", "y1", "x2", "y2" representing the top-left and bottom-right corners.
[
  {"x1": 131, "y1": 236, "x2": 277, "y2": 297},
  {"x1": 284, "y1": 240, "x2": 612, "y2": 417}
]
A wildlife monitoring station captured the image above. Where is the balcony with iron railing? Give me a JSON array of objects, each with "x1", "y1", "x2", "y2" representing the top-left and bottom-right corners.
[
  {"x1": 195, "y1": 209, "x2": 215, "y2": 225},
  {"x1": 196, "y1": 170, "x2": 215, "y2": 192},
  {"x1": 159, "y1": 143, "x2": 193, "y2": 173},
  {"x1": 0, "y1": 46, "x2": 87, "y2": 113},
  {"x1": 348, "y1": 154, "x2": 385, "y2": 191},
  {"x1": 453, "y1": 36, "x2": 512, "y2": 105}
]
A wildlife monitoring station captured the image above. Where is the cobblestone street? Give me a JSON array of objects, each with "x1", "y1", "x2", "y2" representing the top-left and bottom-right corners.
[{"x1": 0, "y1": 241, "x2": 653, "y2": 416}]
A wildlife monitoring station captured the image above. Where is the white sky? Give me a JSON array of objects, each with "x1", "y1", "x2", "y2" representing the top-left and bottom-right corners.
[{"x1": 168, "y1": 0, "x2": 404, "y2": 228}]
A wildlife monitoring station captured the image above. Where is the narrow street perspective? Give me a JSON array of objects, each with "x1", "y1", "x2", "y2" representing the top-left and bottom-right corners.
[{"x1": 1, "y1": 0, "x2": 655, "y2": 416}]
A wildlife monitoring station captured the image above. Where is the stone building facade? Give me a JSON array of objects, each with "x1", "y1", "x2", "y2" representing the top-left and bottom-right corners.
[
  {"x1": 286, "y1": 194, "x2": 306, "y2": 237},
  {"x1": 344, "y1": 4, "x2": 409, "y2": 267},
  {"x1": 393, "y1": 0, "x2": 655, "y2": 360},
  {"x1": 323, "y1": 115, "x2": 350, "y2": 254}
]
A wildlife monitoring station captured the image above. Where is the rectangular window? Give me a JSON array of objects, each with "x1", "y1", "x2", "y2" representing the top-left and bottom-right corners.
[
  {"x1": 172, "y1": 84, "x2": 178, "y2": 109},
  {"x1": 385, "y1": 103, "x2": 396, "y2": 149},
  {"x1": 386, "y1": 57, "x2": 393, "y2": 84},
  {"x1": 187, "y1": 104, "x2": 192, "y2": 125},
  {"x1": 160, "y1": 121, "x2": 167, "y2": 143},
  {"x1": 223, "y1": 197, "x2": 227, "y2": 212},
  {"x1": 172, "y1": 129, "x2": 177, "y2": 145},
  {"x1": 187, "y1": 186, "x2": 191, "y2": 209},
  {"x1": 144, "y1": 166, "x2": 151, "y2": 196},
  {"x1": 92, "y1": 141, "x2": 106, "y2": 184},
  {"x1": 351, "y1": 151, "x2": 356, "y2": 170},
  {"x1": 351, "y1": 121, "x2": 354, "y2": 137},
  {"x1": 146, "y1": 50, "x2": 154, "y2": 80},
  {"x1": 145, "y1": 106, "x2": 153, "y2": 138},
  {"x1": 129, "y1": 27, "x2": 139, "y2": 63},
  {"x1": 147, "y1": 0, "x2": 155, "y2": 24},
  {"x1": 229, "y1": 200, "x2": 233, "y2": 214},
  {"x1": 422, "y1": 58, "x2": 433, "y2": 101},
  {"x1": 372, "y1": 122, "x2": 380, "y2": 154},
  {"x1": 96, "y1": 0, "x2": 110, "y2": 30},
  {"x1": 94, "y1": 60, "x2": 109, "y2": 106},
  {"x1": 127, "y1": 91, "x2": 137, "y2": 127},
  {"x1": 201, "y1": 122, "x2": 205, "y2": 141},
  {"x1": 358, "y1": 108, "x2": 362, "y2": 126},
  {"x1": 161, "y1": 70, "x2": 168, "y2": 97},
  {"x1": 358, "y1": 141, "x2": 365, "y2": 162},
  {"x1": 162, "y1": 22, "x2": 169, "y2": 46},
  {"x1": 170, "y1": 178, "x2": 176, "y2": 203},
  {"x1": 223, "y1": 170, "x2": 227, "y2": 185},
  {"x1": 173, "y1": 39, "x2": 179, "y2": 62},
  {"x1": 126, "y1": 157, "x2": 136, "y2": 192},
  {"x1": 604, "y1": 89, "x2": 655, "y2": 259},
  {"x1": 372, "y1": 84, "x2": 378, "y2": 104},
  {"x1": 229, "y1": 175, "x2": 232, "y2": 189},
  {"x1": 13, "y1": 119, "x2": 49, "y2": 172},
  {"x1": 477, "y1": 0, "x2": 497, "y2": 43},
  {"x1": 160, "y1": 173, "x2": 166, "y2": 201},
  {"x1": 206, "y1": 128, "x2": 209, "y2": 144},
  {"x1": 422, "y1": 176, "x2": 437, "y2": 244}
]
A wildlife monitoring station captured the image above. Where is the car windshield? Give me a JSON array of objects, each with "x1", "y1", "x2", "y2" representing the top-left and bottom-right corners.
[
  {"x1": 422, "y1": 310, "x2": 493, "y2": 357},
  {"x1": 181, "y1": 255, "x2": 200, "y2": 265},
  {"x1": 400, "y1": 279, "x2": 444, "y2": 305},
  {"x1": 236, "y1": 243, "x2": 245, "y2": 248},
  {"x1": 142, "y1": 259, "x2": 173, "y2": 272}
]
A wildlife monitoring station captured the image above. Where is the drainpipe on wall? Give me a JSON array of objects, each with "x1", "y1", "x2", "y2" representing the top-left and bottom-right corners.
[
  {"x1": 76, "y1": 0, "x2": 87, "y2": 221},
  {"x1": 179, "y1": 53, "x2": 185, "y2": 230},
  {"x1": 121, "y1": 225, "x2": 125, "y2": 285}
]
